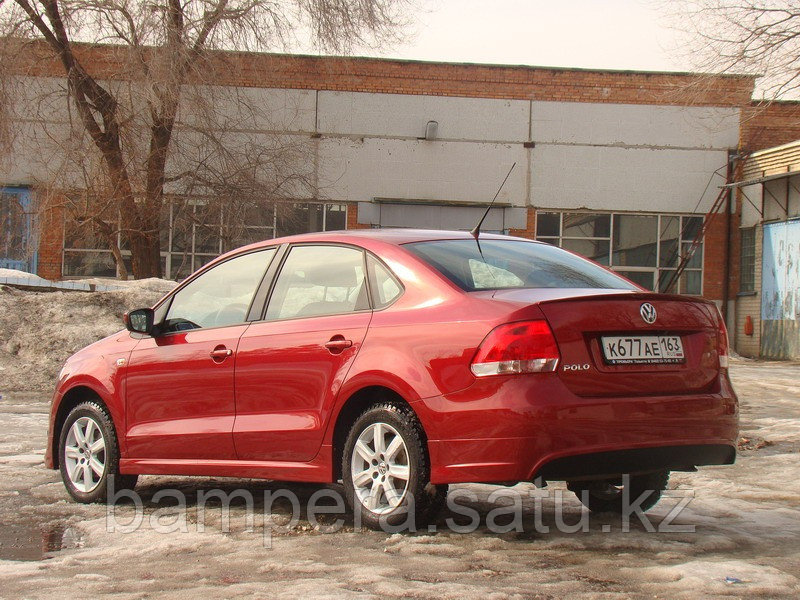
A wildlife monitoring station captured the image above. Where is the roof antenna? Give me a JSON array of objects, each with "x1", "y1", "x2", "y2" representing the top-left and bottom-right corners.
[{"x1": 470, "y1": 162, "x2": 516, "y2": 239}]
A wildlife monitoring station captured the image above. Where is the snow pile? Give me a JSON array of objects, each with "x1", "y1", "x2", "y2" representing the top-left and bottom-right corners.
[
  {"x1": 0, "y1": 269, "x2": 54, "y2": 287},
  {"x1": 0, "y1": 278, "x2": 176, "y2": 392},
  {"x1": 74, "y1": 277, "x2": 177, "y2": 295}
]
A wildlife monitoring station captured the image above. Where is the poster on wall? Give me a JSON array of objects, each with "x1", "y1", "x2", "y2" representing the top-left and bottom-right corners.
[
  {"x1": 762, "y1": 220, "x2": 800, "y2": 321},
  {"x1": 761, "y1": 220, "x2": 800, "y2": 359}
]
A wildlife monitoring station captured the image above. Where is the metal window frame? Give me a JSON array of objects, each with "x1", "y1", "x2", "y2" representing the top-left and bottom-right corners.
[
  {"x1": 62, "y1": 199, "x2": 349, "y2": 280},
  {"x1": 534, "y1": 210, "x2": 704, "y2": 295},
  {"x1": 739, "y1": 226, "x2": 756, "y2": 293}
]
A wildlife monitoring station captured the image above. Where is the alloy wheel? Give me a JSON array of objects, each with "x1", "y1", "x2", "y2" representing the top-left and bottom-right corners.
[
  {"x1": 64, "y1": 416, "x2": 107, "y2": 493},
  {"x1": 350, "y1": 422, "x2": 410, "y2": 514}
]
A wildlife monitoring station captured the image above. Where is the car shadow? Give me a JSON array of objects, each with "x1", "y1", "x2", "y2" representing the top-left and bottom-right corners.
[{"x1": 119, "y1": 478, "x2": 693, "y2": 541}]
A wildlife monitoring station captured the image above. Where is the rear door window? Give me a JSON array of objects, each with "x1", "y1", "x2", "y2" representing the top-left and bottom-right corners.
[{"x1": 266, "y1": 245, "x2": 369, "y2": 319}]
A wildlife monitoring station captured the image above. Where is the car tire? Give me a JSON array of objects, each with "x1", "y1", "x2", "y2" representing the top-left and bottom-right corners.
[
  {"x1": 59, "y1": 401, "x2": 138, "y2": 503},
  {"x1": 342, "y1": 402, "x2": 447, "y2": 531},
  {"x1": 568, "y1": 470, "x2": 670, "y2": 514}
]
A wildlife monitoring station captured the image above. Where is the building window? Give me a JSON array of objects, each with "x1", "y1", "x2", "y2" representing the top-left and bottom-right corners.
[
  {"x1": 1, "y1": 186, "x2": 36, "y2": 273},
  {"x1": 167, "y1": 199, "x2": 225, "y2": 281},
  {"x1": 63, "y1": 215, "x2": 121, "y2": 278},
  {"x1": 276, "y1": 202, "x2": 346, "y2": 237},
  {"x1": 62, "y1": 200, "x2": 348, "y2": 280},
  {"x1": 740, "y1": 227, "x2": 756, "y2": 293},
  {"x1": 536, "y1": 211, "x2": 704, "y2": 295}
]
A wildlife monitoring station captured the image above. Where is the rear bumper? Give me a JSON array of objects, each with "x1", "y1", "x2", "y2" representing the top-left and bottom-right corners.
[
  {"x1": 534, "y1": 444, "x2": 735, "y2": 481},
  {"x1": 418, "y1": 373, "x2": 738, "y2": 485}
]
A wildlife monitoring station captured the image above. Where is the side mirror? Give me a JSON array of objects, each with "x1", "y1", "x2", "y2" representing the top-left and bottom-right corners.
[{"x1": 123, "y1": 308, "x2": 155, "y2": 335}]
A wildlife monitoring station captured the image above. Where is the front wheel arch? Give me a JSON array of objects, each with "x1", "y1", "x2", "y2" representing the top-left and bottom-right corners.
[
  {"x1": 52, "y1": 386, "x2": 115, "y2": 470},
  {"x1": 58, "y1": 400, "x2": 137, "y2": 503}
]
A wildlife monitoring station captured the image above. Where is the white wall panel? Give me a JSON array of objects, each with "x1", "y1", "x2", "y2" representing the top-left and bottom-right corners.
[
  {"x1": 762, "y1": 177, "x2": 800, "y2": 222},
  {"x1": 179, "y1": 86, "x2": 316, "y2": 132},
  {"x1": 318, "y1": 138, "x2": 527, "y2": 205},
  {"x1": 532, "y1": 101, "x2": 740, "y2": 149},
  {"x1": 318, "y1": 91, "x2": 529, "y2": 142},
  {"x1": 531, "y1": 145, "x2": 729, "y2": 212},
  {"x1": 0, "y1": 121, "x2": 81, "y2": 185},
  {"x1": 789, "y1": 174, "x2": 800, "y2": 218},
  {"x1": 740, "y1": 184, "x2": 763, "y2": 227},
  {"x1": 11, "y1": 77, "x2": 72, "y2": 123}
]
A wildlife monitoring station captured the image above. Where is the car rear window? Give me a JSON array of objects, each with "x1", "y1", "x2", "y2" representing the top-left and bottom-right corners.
[{"x1": 405, "y1": 239, "x2": 637, "y2": 291}]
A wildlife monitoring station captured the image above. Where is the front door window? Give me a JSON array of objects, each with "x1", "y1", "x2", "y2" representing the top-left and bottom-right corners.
[{"x1": 164, "y1": 248, "x2": 276, "y2": 331}]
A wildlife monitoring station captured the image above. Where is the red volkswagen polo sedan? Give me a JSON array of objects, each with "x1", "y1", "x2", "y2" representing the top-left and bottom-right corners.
[{"x1": 45, "y1": 230, "x2": 737, "y2": 528}]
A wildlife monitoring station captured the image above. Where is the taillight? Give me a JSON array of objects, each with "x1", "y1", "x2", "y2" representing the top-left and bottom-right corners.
[
  {"x1": 713, "y1": 306, "x2": 729, "y2": 370},
  {"x1": 471, "y1": 320, "x2": 560, "y2": 377}
]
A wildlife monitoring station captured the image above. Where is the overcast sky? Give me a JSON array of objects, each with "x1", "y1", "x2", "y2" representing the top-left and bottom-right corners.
[{"x1": 378, "y1": 0, "x2": 688, "y2": 72}]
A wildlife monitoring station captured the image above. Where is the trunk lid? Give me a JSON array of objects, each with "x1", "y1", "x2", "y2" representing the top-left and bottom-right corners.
[{"x1": 497, "y1": 290, "x2": 722, "y2": 397}]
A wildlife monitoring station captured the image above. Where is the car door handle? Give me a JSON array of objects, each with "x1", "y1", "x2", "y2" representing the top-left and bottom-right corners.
[
  {"x1": 324, "y1": 336, "x2": 353, "y2": 354},
  {"x1": 210, "y1": 346, "x2": 233, "y2": 361}
]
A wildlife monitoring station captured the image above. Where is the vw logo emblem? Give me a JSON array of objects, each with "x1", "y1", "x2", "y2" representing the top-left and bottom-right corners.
[{"x1": 640, "y1": 302, "x2": 657, "y2": 324}]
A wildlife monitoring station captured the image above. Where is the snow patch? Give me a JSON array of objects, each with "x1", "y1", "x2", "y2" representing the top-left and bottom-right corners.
[
  {"x1": 629, "y1": 559, "x2": 799, "y2": 596},
  {"x1": 0, "y1": 278, "x2": 175, "y2": 392}
]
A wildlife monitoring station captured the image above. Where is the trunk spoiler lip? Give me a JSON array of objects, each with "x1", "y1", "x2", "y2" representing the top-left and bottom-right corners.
[
  {"x1": 474, "y1": 287, "x2": 717, "y2": 308},
  {"x1": 537, "y1": 290, "x2": 717, "y2": 308}
]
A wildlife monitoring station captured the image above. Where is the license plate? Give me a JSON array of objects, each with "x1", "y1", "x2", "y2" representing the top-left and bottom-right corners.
[{"x1": 601, "y1": 335, "x2": 685, "y2": 365}]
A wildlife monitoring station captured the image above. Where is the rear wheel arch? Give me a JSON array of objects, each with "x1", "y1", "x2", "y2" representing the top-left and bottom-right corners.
[
  {"x1": 331, "y1": 386, "x2": 426, "y2": 481},
  {"x1": 53, "y1": 386, "x2": 117, "y2": 469}
]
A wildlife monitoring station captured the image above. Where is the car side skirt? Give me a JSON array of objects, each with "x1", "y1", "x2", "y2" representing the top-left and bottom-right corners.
[{"x1": 119, "y1": 445, "x2": 334, "y2": 483}]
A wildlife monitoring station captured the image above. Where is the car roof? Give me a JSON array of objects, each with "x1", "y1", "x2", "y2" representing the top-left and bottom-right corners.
[
  {"x1": 257, "y1": 228, "x2": 538, "y2": 246},
  {"x1": 209, "y1": 228, "x2": 543, "y2": 266}
]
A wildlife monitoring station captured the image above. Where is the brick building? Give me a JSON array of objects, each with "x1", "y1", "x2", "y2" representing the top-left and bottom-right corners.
[{"x1": 2, "y1": 45, "x2": 800, "y2": 355}]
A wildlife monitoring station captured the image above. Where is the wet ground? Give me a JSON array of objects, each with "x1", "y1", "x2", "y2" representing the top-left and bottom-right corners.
[{"x1": 0, "y1": 361, "x2": 798, "y2": 598}]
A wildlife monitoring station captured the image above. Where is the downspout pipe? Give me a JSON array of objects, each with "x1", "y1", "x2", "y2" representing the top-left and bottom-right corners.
[{"x1": 722, "y1": 150, "x2": 735, "y2": 324}]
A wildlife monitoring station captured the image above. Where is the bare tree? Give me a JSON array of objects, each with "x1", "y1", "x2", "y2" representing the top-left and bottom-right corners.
[
  {"x1": 666, "y1": 1, "x2": 800, "y2": 99},
  {"x1": 0, "y1": 0, "x2": 411, "y2": 278}
]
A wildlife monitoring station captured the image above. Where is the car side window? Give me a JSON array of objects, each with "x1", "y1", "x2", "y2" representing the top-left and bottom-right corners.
[
  {"x1": 164, "y1": 248, "x2": 275, "y2": 332},
  {"x1": 368, "y1": 255, "x2": 403, "y2": 308},
  {"x1": 266, "y1": 245, "x2": 369, "y2": 320}
]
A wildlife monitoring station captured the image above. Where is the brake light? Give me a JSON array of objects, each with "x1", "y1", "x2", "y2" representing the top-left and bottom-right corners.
[
  {"x1": 471, "y1": 320, "x2": 560, "y2": 377},
  {"x1": 714, "y1": 306, "x2": 729, "y2": 370}
]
